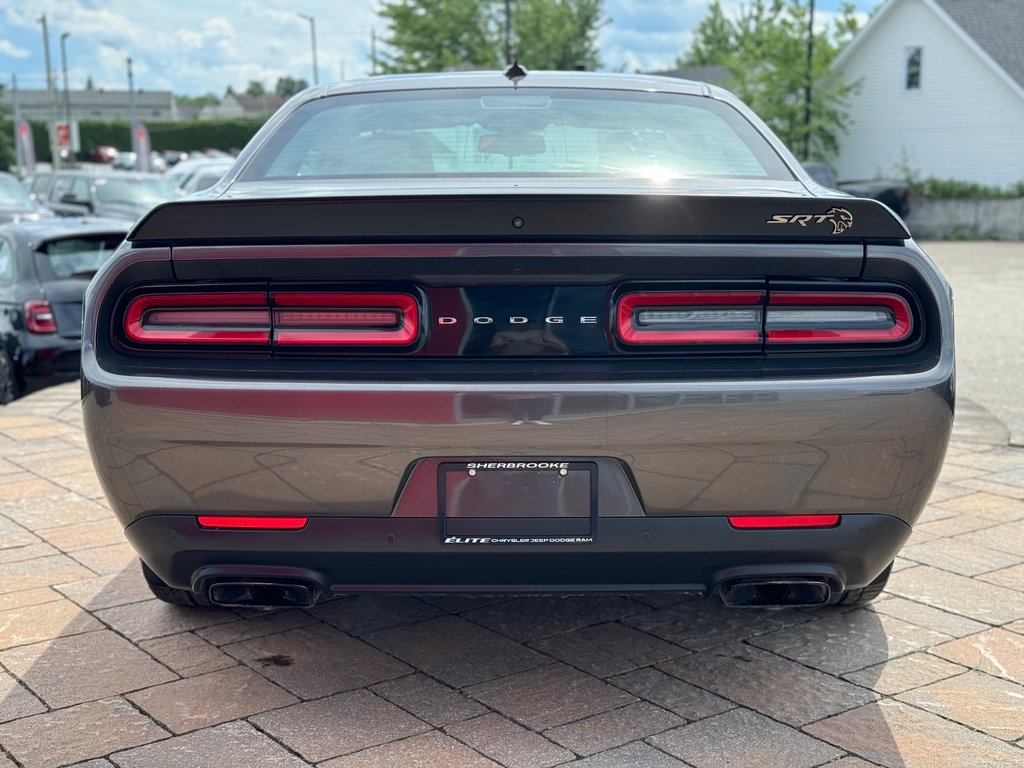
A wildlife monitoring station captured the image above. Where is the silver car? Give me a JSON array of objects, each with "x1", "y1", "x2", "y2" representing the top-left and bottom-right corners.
[{"x1": 81, "y1": 71, "x2": 953, "y2": 611}]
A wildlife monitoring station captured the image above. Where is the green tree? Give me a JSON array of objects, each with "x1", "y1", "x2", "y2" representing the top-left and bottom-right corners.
[
  {"x1": 176, "y1": 92, "x2": 218, "y2": 107},
  {"x1": 245, "y1": 80, "x2": 266, "y2": 97},
  {"x1": 375, "y1": 0, "x2": 605, "y2": 74},
  {"x1": 0, "y1": 88, "x2": 14, "y2": 172},
  {"x1": 274, "y1": 76, "x2": 309, "y2": 97},
  {"x1": 678, "y1": 0, "x2": 860, "y2": 160}
]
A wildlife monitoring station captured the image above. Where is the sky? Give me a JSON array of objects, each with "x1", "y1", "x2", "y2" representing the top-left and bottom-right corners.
[{"x1": 2, "y1": 0, "x2": 874, "y2": 97}]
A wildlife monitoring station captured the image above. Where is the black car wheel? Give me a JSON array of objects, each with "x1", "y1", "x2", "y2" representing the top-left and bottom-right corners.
[
  {"x1": 832, "y1": 562, "x2": 893, "y2": 606},
  {"x1": 0, "y1": 348, "x2": 20, "y2": 405},
  {"x1": 140, "y1": 560, "x2": 214, "y2": 607}
]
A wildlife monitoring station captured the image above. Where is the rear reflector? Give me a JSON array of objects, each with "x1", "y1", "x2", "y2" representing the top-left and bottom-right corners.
[
  {"x1": 196, "y1": 516, "x2": 309, "y2": 530},
  {"x1": 766, "y1": 292, "x2": 911, "y2": 343},
  {"x1": 272, "y1": 293, "x2": 418, "y2": 345},
  {"x1": 25, "y1": 300, "x2": 57, "y2": 334},
  {"x1": 729, "y1": 514, "x2": 840, "y2": 529},
  {"x1": 125, "y1": 293, "x2": 271, "y2": 343},
  {"x1": 617, "y1": 291, "x2": 765, "y2": 344}
]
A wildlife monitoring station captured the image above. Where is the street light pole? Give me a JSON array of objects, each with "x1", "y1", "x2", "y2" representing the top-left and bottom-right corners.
[
  {"x1": 38, "y1": 14, "x2": 59, "y2": 167},
  {"x1": 60, "y1": 32, "x2": 74, "y2": 165},
  {"x1": 297, "y1": 13, "x2": 319, "y2": 86},
  {"x1": 803, "y1": 0, "x2": 816, "y2": 160},
  {"x1": 127, "y1": 55, "x2": 137, "y2": 164}
]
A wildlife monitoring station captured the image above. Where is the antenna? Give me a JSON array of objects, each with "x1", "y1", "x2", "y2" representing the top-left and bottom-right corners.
[{"x1": 504, "y1": 59, "x2": 527, "y2": 88}]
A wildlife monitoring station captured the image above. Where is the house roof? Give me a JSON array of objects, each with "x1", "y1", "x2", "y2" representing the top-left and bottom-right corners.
[
  {"x1": 833, "y1": 0, "x2": 1024, "y2": 102},
  {"x1": 933, "y1": 0, "x2": 1024, "y2": 88}
]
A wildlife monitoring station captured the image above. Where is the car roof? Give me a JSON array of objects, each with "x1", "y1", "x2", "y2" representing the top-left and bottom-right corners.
[
  {"x1": 47, "y1": 170, "x2": 166, "y2": 181},
  {"x1": 313, "y1": 70, "x2": 711, "y2": 100},
  {"x1": 0, "y1": 216, "x2": 131, "y2": 245}
]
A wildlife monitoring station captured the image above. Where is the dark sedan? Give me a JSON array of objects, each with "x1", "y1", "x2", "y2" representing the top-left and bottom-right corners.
[
  {"x1": 0, "y1": 218, "x2": 128, "y2": 402},
  {"x1": 40, "y1": 171, "x2": 180, "y2": 223},
  {"x1": 82, "y1": 71, "x2": 953, "y2": 612},
  {"x1": 0, "y1": 172, "x2": 52, "y2": 225}
]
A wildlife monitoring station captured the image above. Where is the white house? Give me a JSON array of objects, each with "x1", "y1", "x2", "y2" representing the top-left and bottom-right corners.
[{"x1": 832, "y1": 0, "x2": 1024, "y2": 186}]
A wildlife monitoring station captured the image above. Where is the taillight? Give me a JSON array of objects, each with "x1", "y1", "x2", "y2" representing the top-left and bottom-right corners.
[
  {"x1": 766, "y1": 292, "x2": 911, "y2": 344},
  {"x1": 25, "y1": 300, "x2": 57, "y2": 334},
  {"x1": 196, "y1": 515, "x2": 308, "y2": 530},
  {"x1": 615, "y1": 289, "x2": 914, "y2": 348},
  {"x1": 125, "y1": 294, "x2": 271, "y2": 344},
  {"x1": 122, "y1": 291, "x2": 419, "y2": 348},
  {"x1": 617, "y1": 291, "x2": 765, "y2": 344},
  {"x1": 729, "y1": 514, "x2": 840, "y2": 529},
  {"x1": 272, "y1": 293, "x2": 418, "y2": 345}
]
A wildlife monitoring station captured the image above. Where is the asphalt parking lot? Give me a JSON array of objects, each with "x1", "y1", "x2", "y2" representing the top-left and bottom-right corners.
[{"x1": 2, "y1": 244, "x2": 1024, "y2": 767}]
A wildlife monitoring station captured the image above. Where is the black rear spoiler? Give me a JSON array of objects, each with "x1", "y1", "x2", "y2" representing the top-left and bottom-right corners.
[{"x1": 130, "y1": 194, "x2": 910, "y2": 245}]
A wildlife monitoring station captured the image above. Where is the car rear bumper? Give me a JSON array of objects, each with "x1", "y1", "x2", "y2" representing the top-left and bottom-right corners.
[{"x1": 126, "y1": 512, "x2": 911, "y2": 598}]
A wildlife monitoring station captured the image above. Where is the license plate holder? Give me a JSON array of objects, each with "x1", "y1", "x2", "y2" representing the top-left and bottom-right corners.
[{"x1": 439, "y1": 460, "x2": 597, "y2": 544}]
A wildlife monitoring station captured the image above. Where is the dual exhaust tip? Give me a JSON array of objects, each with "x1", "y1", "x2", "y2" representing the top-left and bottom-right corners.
[
  {"x1": 720, "y1": 579, "x2": 832, "y2": 607},
  {"x1": 208, "y1": 580, "x2": 319, "y2": 608}
]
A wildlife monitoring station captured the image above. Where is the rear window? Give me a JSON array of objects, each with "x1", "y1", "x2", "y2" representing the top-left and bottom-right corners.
[
  {"x1": 35, "y1": 234, "x2": 125, "y2": 280},
  {"x1": 243, "y1": 88, "x2": 792, "y2": 182}
]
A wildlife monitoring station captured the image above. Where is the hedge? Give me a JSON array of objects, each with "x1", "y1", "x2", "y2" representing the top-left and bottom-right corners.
[{"x1": 8, "y1": 117, "x2": 268, "y2": 163}]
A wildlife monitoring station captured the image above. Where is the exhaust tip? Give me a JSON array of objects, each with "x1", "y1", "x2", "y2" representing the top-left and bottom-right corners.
[
  {"x1": 720, "y1": 579, "x2": 831, "y2": 608},
  {"x1": 208, "y1": 581, "x2": 318, "y2": 608}
]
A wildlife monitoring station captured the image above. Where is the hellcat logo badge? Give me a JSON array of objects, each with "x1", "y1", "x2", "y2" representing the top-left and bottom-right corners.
[{"x1": 767, "y1": 207, "x2": 854, "y2": 234}]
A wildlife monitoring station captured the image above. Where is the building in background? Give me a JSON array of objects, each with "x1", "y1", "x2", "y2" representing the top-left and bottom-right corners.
[
  {"x1": 0, "y1": 89, "x2": 178, "y2": 123},
  {"x1": 832, "y1": 0, "x2": 1024, "y2": 186}
]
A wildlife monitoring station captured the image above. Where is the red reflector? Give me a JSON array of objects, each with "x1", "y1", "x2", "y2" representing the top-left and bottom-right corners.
[
  {"x1": 25, "y1": 300, "x2": 57, "y2": 334},
  {"x1": 617, "y1": 291, "x2": 765, "y2": 344},
  {"x1": 728, "y1": 514, "x2": 841, "y2": 529},
  {"x1": 125, "y1": 293, "x2": 271, "y2": 344},
  {"x1": 766, "y1": 292, "x2": 911, "y2": 343},
  {"x1": 272, "y1": 293, "x2": 418, "y2": 345},
  {"x1": 196, "y1": 516, "x2": 308, "y2": 530}
]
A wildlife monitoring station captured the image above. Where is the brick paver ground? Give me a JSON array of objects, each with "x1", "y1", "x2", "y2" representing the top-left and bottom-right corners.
[{"x1": 2, "y1": 383, "x2": 1024, "y2": 767}]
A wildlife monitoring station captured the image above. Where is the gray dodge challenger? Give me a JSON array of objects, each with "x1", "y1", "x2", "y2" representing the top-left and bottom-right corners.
[{"x1": 81, "y1": 71, "x2": 954, "y2": 610}]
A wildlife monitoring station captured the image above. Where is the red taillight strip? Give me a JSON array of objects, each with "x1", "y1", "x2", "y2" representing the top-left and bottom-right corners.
[
  {"x1": 196, "y1": 515, "x2": 308, "y2": 530},
  {"x1": 766, "y1": 292, "x2": 912, "y2": 343},
  {"x1": 617, "y1": 291, "x2": 765, "y2": 344},
  {"x1": 271, "y1": 292, "x2": 418, "y2": 345},
  {"x1": 125, "y1": 293, "x2": 271, "y2": 344},
  {"x1": 729, "y1": 514, "x2": 840, "y2": 529},
  {"x1": 25, "y1": 300, "x2": 57, "y2": 334}
]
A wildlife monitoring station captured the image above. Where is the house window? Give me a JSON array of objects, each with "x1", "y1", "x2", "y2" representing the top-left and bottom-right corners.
[{"x1": 906, "y1": 47, "x2": 922, "y2": 89}]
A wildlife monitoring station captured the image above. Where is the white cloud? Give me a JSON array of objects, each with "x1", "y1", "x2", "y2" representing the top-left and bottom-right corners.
[{"x1": 0, "y1": 40, "x2": 30, "y2": 58}]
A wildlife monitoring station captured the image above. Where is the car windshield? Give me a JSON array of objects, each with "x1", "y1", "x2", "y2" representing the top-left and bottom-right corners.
[
  {"x1": 0, "y1": 175, "x2": 33, "y2": 206},
  {"x1": 92, "y1": 177, "x2": 179, "y2": 206},
  {"x1": 243, "y1": 88, "x2": 793, "y2": 182},
  {"x1": 36, "y1": 234, "x2": 125, "y2": 279}
]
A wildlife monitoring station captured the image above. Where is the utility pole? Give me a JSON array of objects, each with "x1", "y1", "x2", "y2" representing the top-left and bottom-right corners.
[
  {"x1": 297, "y1": 13, "x2": 319, "y2": 86},
  {"x1": 127, "y1": 55, "x2": 137, "y2": 163},
  {"x1": 38, "y1": 14, "x2": 58, "y2": 167},
  {"x1": 60, "y1": 32, "x2": 74, "y2": 165},
  {"x1": 504, "y1": 0, "x2": 513, "y2": 64},
  {"x1": 11, "y1": 73, "x2": 21, "y2": 174},
  {"x1": 803, "y1": 0, "x2": 816, "y2": 160}
]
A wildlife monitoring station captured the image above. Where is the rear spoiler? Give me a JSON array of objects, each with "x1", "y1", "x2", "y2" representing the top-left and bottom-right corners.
[{"x1": 130, "y1": 194, "x2": 910, "y2": 245}]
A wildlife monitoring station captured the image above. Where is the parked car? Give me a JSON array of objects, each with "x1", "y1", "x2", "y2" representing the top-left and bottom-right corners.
[
  {"x1": 0, "y1": 173, "x2": 52, "y2": 225},
  {"x1": 41, "y1": 170, "x2": 181, "y2": 223},
  {"x1": 112, "y1": 152, "x2": 169, "y2": 173},
  {"x1": 166, "y1": 157, "x2": 234, "y2": 193},
  {"x1": 0, "y1": 218, "x2": 128, "y2": 402},
  {"x1": 803, "y1": 162, "x2": 911, "y2": 218},
  {"x1": 21, "y1": 172, "x2": 55, "y2": 205},
  {"x1": 180, "y1": 161, "x2": 234, "y2": 195},
  {"x1": 82, "y1": 71, "x2": 953, "y2": 611},
  {"x1": 87, "y1": 145, "x2": 120, "y2": 164}
]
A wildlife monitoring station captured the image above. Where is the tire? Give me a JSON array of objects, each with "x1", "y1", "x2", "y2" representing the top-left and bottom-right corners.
[
  {"x1": 141, "y1": 560, "x2": 214, "y2": 607},
  {"x1": 832, "y1": 562, "x2": 893, "y2": 606},
  {"x1": 0, "y1": 347, "x2": 19, "y2": 405}
]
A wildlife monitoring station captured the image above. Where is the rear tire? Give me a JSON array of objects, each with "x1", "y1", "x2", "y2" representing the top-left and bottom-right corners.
[
  {"x1": 141, "y1": 560, "x2": 214, "y2": 607},
  {"x1": 0, "y1": 348, "x2": 19, "y2": 405},
  {"x1": 832, "y1": 562, "x2": 893, "y2": 606}
]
